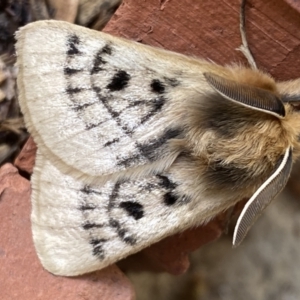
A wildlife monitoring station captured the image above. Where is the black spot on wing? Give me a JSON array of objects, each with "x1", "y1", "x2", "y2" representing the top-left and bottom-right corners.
[
  {"x1": 102, "y1": 44, "x2": 113, "y2": 55},
  {"x1": 72, "y1": 102, "x2": 95, "y2": 112},
  {"x1": 104, "y1": 138, "x2": 120, "y2": 147},
  {"x1": 92, "y1": 86, "x2": 134, "y2": 134},
  {"x1": 119, "y1": 201, "x2": 144, "y2": 220},
  {"x1": 82, "y1": 221, "x2": 104, "y2": 230},
  {"x1": 90, "y1": 238, "x2": 108, "y2": 259},
  {"x1": 64, "y1": 67, "x2": 81, "y2": 75},
  {"x1": 109, "y1": 219, "x2": 137, "y2": 245},
  {"x1": 93, "y1": 86, "x2": 101, "y2": 93},
  {"x1": 81, "y1": 185, "x2": 102, "y2": 195},
  {"x1": 107, "y1": 181, "x2": 123, "y2": 209},
  {"x1": 117, "y1": 128, "x2": 182, "y2": 167},
  {"x1": 90, "y1": 44, "x2": 113, "y2": 74},
  {"x1": 157, "y1": 174, "x2": 178, "y2": 190},
  {"x1": 91, "y1": 55, "x2": 106, "y2": 74},
  {"x1": 107, "y1": 70, "x2": 131, "y2": 91},
  {"x1": 85, "y1": 120, "x2": 106, "y2": 131},
  {"x1": 156, "y1": 175, "x2": 180, "y2": 206},
  {"x1": 140, "y1": 96, "x2": 166, "y2": 124},
  {"x1": 151, "y1": 79, "x2": 165, "y2": 94},
  {"x1": 78, "y1": 185, "x2": 100, "y2": 210},
  {"x1": 79, "y1": 204, "x2": 96, "y2": 211},
  {"x1": 66, "y1": 86, "x2": 83, "y2": 95},
  {"x1": 67, "y1": 34, "x2": 81, "y2": 55},
  {"x1": 164, "y1": 192, "x2": 179, "y2": 205},
  {"x1": 100, "y1": 96, "x2": 120, "y2": 118},
  {"x1": 116, "y1": 154, "x2": 141, "y2": 168}
]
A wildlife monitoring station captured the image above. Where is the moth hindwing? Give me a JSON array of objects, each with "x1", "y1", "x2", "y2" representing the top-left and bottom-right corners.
[{"x1": 16, "y1": 20, "x2": 300, "y2": 276}]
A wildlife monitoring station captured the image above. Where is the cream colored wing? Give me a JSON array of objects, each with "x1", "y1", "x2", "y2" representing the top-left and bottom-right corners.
[
  {"x1": 32, "y1": 150, "x2": 222, "y2": 276},
  {"x1": 16, "y1": 20, "x2": 211, "y2": 183}
]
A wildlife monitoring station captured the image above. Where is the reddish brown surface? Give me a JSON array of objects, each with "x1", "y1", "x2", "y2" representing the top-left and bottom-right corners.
[
  {"x1": 105, "y1": 0, "x2": 300, "y2": 80},
  {"x1": 0, "y1": 163, "x2": 135, "y2": 300},
  {"x1": 284, "y1": 0, "x2": 300, "y2": 14},
  {"x1": 2, "y1": 0, "x2": 300, "y2": 299},
  {"x1": 14, "y1": 136, "x2": 37, "y2": 174}
]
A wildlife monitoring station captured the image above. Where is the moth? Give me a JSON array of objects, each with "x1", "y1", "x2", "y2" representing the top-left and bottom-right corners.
[{"x1": 16, "y1": 18, "x2": 300, "y2": 276}]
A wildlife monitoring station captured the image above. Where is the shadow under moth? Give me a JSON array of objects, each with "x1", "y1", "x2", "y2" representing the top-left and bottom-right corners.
[{"x1": 15, "y1": 13, "x2": 300, "y2": 276}]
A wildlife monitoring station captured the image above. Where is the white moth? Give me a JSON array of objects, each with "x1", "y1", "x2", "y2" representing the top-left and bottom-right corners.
[{"x1": 16, "y1": 20, "x2": 300, "y2": 276}]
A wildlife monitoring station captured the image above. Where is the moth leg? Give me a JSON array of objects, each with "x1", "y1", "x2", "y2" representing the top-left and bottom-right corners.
[{"x1": 238, "y1": 0, "x2": 257, "y2": 70}]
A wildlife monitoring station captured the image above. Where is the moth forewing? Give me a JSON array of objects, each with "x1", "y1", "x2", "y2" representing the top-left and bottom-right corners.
[{"x1": 15, "y1": 20, "x2": 214, "y2": 185}]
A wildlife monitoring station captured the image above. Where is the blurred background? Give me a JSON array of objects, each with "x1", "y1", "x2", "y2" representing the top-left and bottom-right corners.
[{"x1": 128, "y1": 189, "x2": 300, "y2": 300}]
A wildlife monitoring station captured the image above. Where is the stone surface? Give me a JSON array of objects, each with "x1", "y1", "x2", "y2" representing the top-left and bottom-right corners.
[
  {"x1": 14, "y1": 136, "x2": 37, "y2": 174},
  {"x1": 0, "y1": 163, "x2": 135, "y2": 300}
]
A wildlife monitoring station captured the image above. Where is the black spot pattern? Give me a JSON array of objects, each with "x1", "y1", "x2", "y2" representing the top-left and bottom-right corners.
[
  {"x1": 67, "y1": 35, "x2": 81, "y2": 55},
  {"x1": 164, "y1": 192, "x2": 179, "y2": 205},
  {"x1": 140, "y1": 96, "x2": 166, "y2": 124},
  {"x1": 61, "y1": 37, "x2": 192, "y2": 261},
  {"x1": 104, "y1": 138, "x2": 120, "y2": 147},
  {"x1": 64, "y1": 67, "x2": 81, "y2": 75},
  {"x1": 90, "y1": 239, "x2": 108, "y2": 259},
  {"x1": 78, "y1": 185, "x2": 108, "y2": 259},
  {"x1": 66, "y1": 87, "x2": 82, "y2": 95},
  {"x1": 80, "y1": 185, "x2": 102, "y2": 195},
  {"x1": 82, "y1": 221, "x2": 104, "y2": 230},
  {"x1": 157, "y1": 174, "x2": 178, "y2": 190},
  {"x1": 117, "y1": 128, "x2": 182, "y2": 168},
  {"x1": 102, "y1": 44, "x2": 113, "y2": 55},
  {"x1": 151, "y1": 79, "x2": 165, "y2": 94},
  {"x1": 79, "y1": 204, "x2": 96, "y2": 211},
  {"x1": 119, "y1": 201, "x2": 144, "y2": 220},
  {"x1": 109, "y1": 219, "x2": 137, "y2": 245},
  {"x1": 106, "y1": 70, "x2": 131, "y2": 91},
  {"x1": 78, "y1": 170, "x2": 188, "y2": 261},
  {"x1": 107, "y1": 181, "x2": 123, "y2": 209},
  {"x1": 64, "y1": 37, "x2": 182, "y2": 167},
  {"x1": 115, "y1": 154, "x2": 141, "y2": 168},
  {"x1": 91, "y1": 55, "x2": 106, "y2": 74},
  {"x1": 156, "y1": 175, "x2": 180, "y2": 206},
  {"x1": 90, "y1": 44, "x2": 113, "y2": 74}
]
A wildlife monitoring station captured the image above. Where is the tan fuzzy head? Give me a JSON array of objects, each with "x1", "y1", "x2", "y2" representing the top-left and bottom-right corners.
[{"x1": 183, "y1": 67, "x2": 300, "y2": 194}]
